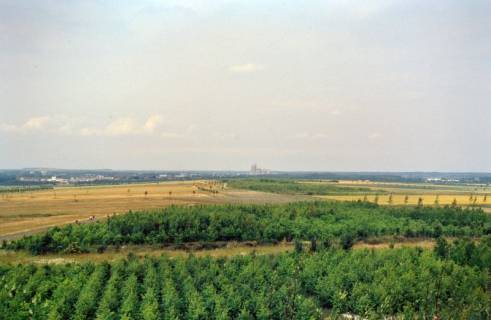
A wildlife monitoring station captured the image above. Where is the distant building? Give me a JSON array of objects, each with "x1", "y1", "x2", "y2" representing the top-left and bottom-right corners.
[
  {"x1": 250, "y1": 163, "x2": 271, "y2": 175},
  {"x1": 425, "y1": 177, "x2": 459, "y2": 183}
]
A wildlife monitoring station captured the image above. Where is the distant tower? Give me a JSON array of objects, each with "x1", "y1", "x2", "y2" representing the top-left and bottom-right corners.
[{"x1": 250, "y1": 164, "x2": 258, "y2": 175}]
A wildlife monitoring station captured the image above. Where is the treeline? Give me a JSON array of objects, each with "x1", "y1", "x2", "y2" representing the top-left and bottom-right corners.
[
  {"x1": 1, "y1": 247, "x2": 489, "y2": 319},
  {"x1": 225, "y1": 178, "x2": 376, "y2": 195},
  {"x1": 0, "y1": 185, "x2": 54, "y2": 194},
  {"x1": 7, "y1": 201, "x2": 491, "y2": 254}
]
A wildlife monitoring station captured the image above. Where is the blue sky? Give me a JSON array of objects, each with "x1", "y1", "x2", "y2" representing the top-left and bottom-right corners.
[{"x1": 1, "y1": 0, "x2": 490, "y2": 171}]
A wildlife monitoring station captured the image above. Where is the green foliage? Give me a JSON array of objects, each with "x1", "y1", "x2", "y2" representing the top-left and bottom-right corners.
[
  {"x1": 95, "y1": 261, "x2": 125, "y2": 320},
  {"x1": 73, "y1": 264, "x2": 109, "y2": 320},
  {"x1": 9, "y1": 202, "x2": 491, "y2": 254},
  {"x1": 443, "y1": 236, "x2": 491, "y2": 271},
  {"x1": 340, "y1": 233, "x2": 355, "y2": 250},
  {"x1": 0, "y1": 247, "x2": 489, "y2": 319},
  {"x1": 225, "y1": 178, "x2": 374, "y2": 195},
  {"x1": 434, "y1": 237, "x2": 449, "y2": 259},
  {"x1": 141, "y1": 260, "x2": 161, "y2": 320}
]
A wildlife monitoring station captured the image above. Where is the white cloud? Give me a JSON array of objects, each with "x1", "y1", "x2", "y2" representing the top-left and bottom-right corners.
[
  {"x1": 143, "y1": 115, "x2": 163, "y2": 133},
  {"x1": 229, "y1": 63, "x2": 263, "y2": 74},
  {"x1": 0, "y1": 116, "x2": 51, "y2": 133},
  {"x1": 0, "y1": 123, "x2": 18, "y2": 133},
  {"x1": 22, "y1": 116, "x2": 50, "y2": 129},
  {"x1": 80, "y1": 115, "x2": 166, "y2": 137},
  {"x1": 104, "y1": 118, "x2": 138, "y2": 136},
  {"x1": 1, "y1": 115, "x2": 170, "y2": 137}
]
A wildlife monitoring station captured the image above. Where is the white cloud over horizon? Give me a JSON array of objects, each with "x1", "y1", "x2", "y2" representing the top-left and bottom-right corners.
[{"x1": 1, "y1": 115, "x2": 170, "y2": 137}]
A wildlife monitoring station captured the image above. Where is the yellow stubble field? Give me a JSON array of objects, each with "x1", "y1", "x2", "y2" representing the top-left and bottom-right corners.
[
  {"x1": 0, "y1": 181, "x2": 210, "y2": 239},
  {"x1": 317, "y1": 194, "x2": 489, "y2": 207},
  {"x1": 302, "y1": 179, "x2": 490, "y2": 210},
  {"x1": 0, "y1": 180, "x2": 304, "y2": 240}
]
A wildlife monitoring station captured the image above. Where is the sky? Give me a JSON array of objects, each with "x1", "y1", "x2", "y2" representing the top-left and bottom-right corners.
[{"x1": 1, "y1": 0, "x2": 490, "y2": 171}]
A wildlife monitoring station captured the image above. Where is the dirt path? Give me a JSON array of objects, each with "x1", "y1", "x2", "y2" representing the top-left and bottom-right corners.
[{"x1": 0, "y1": 238, "x2": 438, "y2": 264}]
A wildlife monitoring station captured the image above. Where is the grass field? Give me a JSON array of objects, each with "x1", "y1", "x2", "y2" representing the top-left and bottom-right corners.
[
  {"x1": 0, "y1": 180, "x2": 306, "y2": 240},
  {"x1": 0, "y1": 238, "x2": 439, "y2": 264},
  {"x1": 0, "y1": 242, "x2": 295, "y2": 264}
]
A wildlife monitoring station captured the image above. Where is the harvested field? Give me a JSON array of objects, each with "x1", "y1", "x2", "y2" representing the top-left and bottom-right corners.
[
  {"x1": 317, "y1": 194, "x2": 490, "y2": 208},
  {"x1": 0, "y1": 180, "x2": 306, "y2": 240}
]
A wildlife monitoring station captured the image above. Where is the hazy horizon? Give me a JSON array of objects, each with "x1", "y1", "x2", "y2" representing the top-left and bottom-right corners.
[
  {"x1": 3, "y1": 167, "x2": 491, "y2": 175},
  {"x1": 1, "y1": 1, "x2": 490, "y2": 171}
]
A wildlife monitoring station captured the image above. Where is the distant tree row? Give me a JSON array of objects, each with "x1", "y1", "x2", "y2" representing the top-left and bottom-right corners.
[
  {"x1": 224, "y1": 178, "x2": 376, "y2": 195},
  {"x1": 0, "y1": 185, "x2": 54, "y2": 194}
]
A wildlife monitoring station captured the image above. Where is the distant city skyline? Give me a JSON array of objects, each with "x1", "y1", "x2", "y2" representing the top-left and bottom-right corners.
[{"x1": 1, "y1": 1, "x2": 490, "y2": 171}]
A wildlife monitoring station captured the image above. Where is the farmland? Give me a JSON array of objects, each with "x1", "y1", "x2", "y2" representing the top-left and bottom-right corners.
[
  {"x1": 0, "y1": 181, "x2": 305, "y2": 240},
  {"x1": 1, "y1": 178, "x2": 490, "y2": 319},
  {"x1": 316, "y1": 180, "x2": 491, "y2": 212},
  {"x1": 227, "y1": 178, "x2": 491, "y2": 211}
]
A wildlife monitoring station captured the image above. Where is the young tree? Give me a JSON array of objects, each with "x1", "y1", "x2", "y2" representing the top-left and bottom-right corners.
[
  {"x1": 294, "y1": 239, "x2": 303, "y2": 254},
  {"x1": 73, "y1": 264, "x2": 109, "y2": 320},
  {"x1": 48, "y1": 275, "x2": 88, "y2": 320},
  {"x1": 451, "y1": 198, "x2": 458, "y2": 207},
  {"x1": 310, "y1": 237, "x2": 317, "y2": 252},
  {"x1": 404, "y1": 195, "x2": 409, "y2": 205},
  {"x1": 340, "y1": 233, "x2": 354, "y2": 250},
  {"x1": 95, "y1": 263, "x2": 124, "y2": 320},
  {"x1": 141, "y1": 260, "x2": 160, "y2": 320},
  {"x1": 141, "y1": 287, "x2": 160, "y2": 320},
  {"x1": 119, "y1": 274, "x2": 139, "y2": 320},
  {"x1": 417, "y1": 197, "x2": 424, "y2": 207},
  {"x1": 434, "y1": 237, "x2": 448, "y2": 259}
]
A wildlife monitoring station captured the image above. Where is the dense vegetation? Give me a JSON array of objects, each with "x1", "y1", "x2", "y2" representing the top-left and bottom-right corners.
[
  {"x1": 0, "y1": 185, "x2": 54, "y2": 193},
  {"x1": 1, "y1": 244, "x2": 489, "y2": 319},
  {"x1": 7, "y1": 201, "x2": 491, "y2": 254},
  {"x1": 225, "y1": 178, "x2": 375, "y2": 195}
]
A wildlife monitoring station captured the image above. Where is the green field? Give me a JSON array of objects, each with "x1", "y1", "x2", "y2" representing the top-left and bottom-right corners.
[{"x1": 225, "y1": 178, "x2": 377, "y2": 195}]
